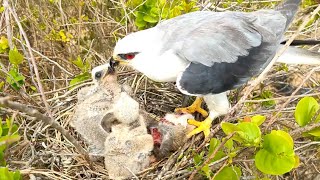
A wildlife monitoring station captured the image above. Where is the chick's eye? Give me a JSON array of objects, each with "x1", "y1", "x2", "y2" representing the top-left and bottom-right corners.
[{"x1": 125, "y1": 53, "x2": 135, "y2": 60}]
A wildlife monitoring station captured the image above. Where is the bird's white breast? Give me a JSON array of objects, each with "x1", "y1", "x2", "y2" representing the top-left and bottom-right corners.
[{"x1": 131, "y1": 50, "x2": 189, "y2": 82}]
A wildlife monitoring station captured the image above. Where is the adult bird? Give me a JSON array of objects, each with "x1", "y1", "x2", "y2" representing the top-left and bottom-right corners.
[{"x1": 107, "y1": 0, "x2": 302, "y2": 139}]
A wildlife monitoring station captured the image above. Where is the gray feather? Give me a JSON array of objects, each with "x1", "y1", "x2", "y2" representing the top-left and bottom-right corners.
[
  {"x1": 275, "y1": 0, "x2": 301, "y2": 29},
  {"x1": 157, "y1": 10, "x2": 287, "y2": 66}
]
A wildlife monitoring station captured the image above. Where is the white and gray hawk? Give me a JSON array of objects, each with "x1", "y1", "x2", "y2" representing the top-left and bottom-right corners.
[{"x1": 105, "y1": 0, "x2": 309, "y2": 139}]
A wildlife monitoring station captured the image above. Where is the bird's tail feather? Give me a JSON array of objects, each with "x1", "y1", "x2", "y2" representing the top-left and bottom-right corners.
[
  {"x1": 275, "y1": 0, "x2": 301, "y2": 29},
  {"x1": 281, "y1": 39, "x2": 320, "y2": 46},
  {"x1": 277, "y1": 46, "x2": 320, "y2": 65}
]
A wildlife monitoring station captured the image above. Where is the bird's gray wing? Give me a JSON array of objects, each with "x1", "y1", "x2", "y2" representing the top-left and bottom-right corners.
[
  {"x1": 158, "y1": 12, "x2": 284, "y2": 95},
  {"x1": 158, "y1": 11, "x2": 284, "y2": 66}
]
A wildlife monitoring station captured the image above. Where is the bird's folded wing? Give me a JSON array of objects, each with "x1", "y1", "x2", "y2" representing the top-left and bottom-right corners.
[
  {"x1": 158, "y1": 11, "x2": 286, "y2": 66},
  {"x1": 169, "y1": 12, "x2": 288, "y2": 95},
  {"x1": 176, "y1": 14, "x2": 262, "y2": 66}
]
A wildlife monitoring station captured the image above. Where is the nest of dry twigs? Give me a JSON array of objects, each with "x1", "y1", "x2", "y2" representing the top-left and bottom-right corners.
[{"x1": 0, "y1": 0, "x2": 319, "y2": 179}]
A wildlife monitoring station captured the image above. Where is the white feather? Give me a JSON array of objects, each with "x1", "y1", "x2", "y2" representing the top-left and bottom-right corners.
[{"x1": 277, "y1": 46, "x2": 320, "y2": 65}]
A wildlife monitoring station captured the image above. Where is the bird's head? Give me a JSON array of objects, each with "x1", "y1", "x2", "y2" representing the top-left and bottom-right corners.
[
  {"x1": 91, "y1": 63, "x2": 117, "y2": 86},
  {"x1": 109, "y1": 28, "x2": 158, "y2": 69}
]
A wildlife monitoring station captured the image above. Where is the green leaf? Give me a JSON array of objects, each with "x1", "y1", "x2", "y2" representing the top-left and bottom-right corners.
[
  {"x1": 251, "y1": 115, "x2": 266, "y2": 126},
  {"x1": 293, "y1": 155, "x2": 300, "y2": 168},
  {"x1": 169, "y1": 6, "x2": 181, "y2": 18},
  {"x1": 255, "y1": 130, "x2": 296, "y2": 175},
  {"x1": 0, "y1": 135, "x2": 21, "y2": 147},
  {"x1": 214, "y1": 166, "x2": 241, "y2": 180},
  {"x1": 0, "y1": 151, "x2": 6, "y2": 166},
  {"x1": 224, "y1": 139, "x2": 233, "y2": 151},
  {"x1": 295, "y1": 97, "x2": 319, "y2": 127},
  {"x1": 255, "y1": 149, "x2": 296, "y2": 175},
  {"x1": 0, "y1": 122, "x2": 2, "y2": 136},
  {"x1": 236, "y1": 122, "x2": 261, "y2": 146},
  {"x1": 6, "y1": 68, "x2": 25, "y2": 90},
  {"x1": 201, "y1": 165, "x2": 211, "y2": 179},
  {"x1": 0, "y1": 36, "x2": 9, "y2": 53},
  {"x1": 222, "y1": 122, "x2": 261, "y2": 147},
  {"x1": 145, "y1": 0, "x2": 157, "y2": 6},
  {"x1": 161, "y1": 8, "x2": 170, "y2": 19},
  {"x1": 150, "y1": 7, "x2": 160, "y2": 16},
  {"x1": 0, "y1": 167, "x2": 21, "y2": 180},
  {"x1": 135, "y1": 17, "x2": 147, "y2": 28},
  {"x1": 208, "y1": 138, "x2": 220, "y2": 156},
  {"x1": 143, "y1": 15, "x2": 158, "y2": 23},
  {"x1": 209, "y1": 151, "x2": 226, "y2": 163},
  {"x1": 221, "y1": 122, "x2": 240, "y2": 135},
  {"x1": 306, "y1": 127, "x2": 320, "y2": 137},
  {"x1": 69, "y1": 72, "x2": 91, "y2": 89},
  {"x1": 72, "y1": 56, "x2": 84, "y2": 69},
  {"x1": 9, "y1": 48, "x2": 24, "y2": 66},
  {"x1": 193, "y1": 153, "x2": 202, "y2": 166},
  {"x1": 126, "y1": 0, "x2": 144, "y2": 7},
  {"x1": 264, "y1": 130, "x2": 294, "y2": 154},
  {"x1": 0, "y1": 6, "x2": 5, "y2": 13},
  {"x1": 0, "y1": 81, "x2": 4, "y2": 91}
]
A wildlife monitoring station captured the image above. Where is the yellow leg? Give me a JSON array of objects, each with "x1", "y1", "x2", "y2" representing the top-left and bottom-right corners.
[
  {"x1": 187, "y1": 117, "x2": 213, "y2": 139},
  {"x1": 175, "y1": 97, "x2": 208, "y2": 117}
]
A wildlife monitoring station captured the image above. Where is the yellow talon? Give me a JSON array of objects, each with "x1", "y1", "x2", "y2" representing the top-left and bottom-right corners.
[
  {"x1": 175, "y1": 97, "x2": 208, "y2": 117},
  {"x1": 187, "y1": 117, "x2": 213, "y2": 139}
]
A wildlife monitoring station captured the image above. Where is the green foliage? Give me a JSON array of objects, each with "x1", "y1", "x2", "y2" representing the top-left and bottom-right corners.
[
  {"x1": 0, "y1": 6, "x2": 4, "y2": 13},
  {"x1": 213, "y1": 166, "x2": 241, "y2": 180},
  {"x1": 125, "y1": 0, "x2": 198, "y2": 29},
  {"x1": 254, "y1": 90, "x2": 276, "y2": 108},
  {"x1": 46, "y1": 29, "x2": 74, "y2": 42},
  {"x1": 220, "y1": 115, "x2": 300, "y2": 176},
  {"x1": 255, "y1": 130, "x2": 298, "y2": 175},
  {"x1": 72, "y1": 56, "x2": 91, "y2": 73},
  {"x1": 2, "y1": 47, "x2": 26, "y2": 91},
  {"x1": 0, "y1": 82, "x2": 4, "y2": 92},
  {"x1": 0, "y1": 117, "x2": 21, "y2": 180},
  {"x1": 5, "y1": 68, "x2": 25, "y2": 91},
  {"x1": 221, "y1": 121, "x2": 262, "y2": 147},
  {"x1": 9, "y1": 48, "x2": 24, "y2": 67},
  {"x1": 0, "y1": 167, "x2": 21, "y2": 180},
  {"x1": 295, "y1": 97, "x2": 320, "y2": 138},
  {"x1": 193, "y1": 138, "x2": 227, "y2": 179},
  {"x1": 250, "y1": 115, "x2": 266, "y2": 126},
  {"x1": 0, "y1": 36, "x2": 9, "y2": 53},
  {"x1": 69, "y1": 56, "x2": 91, "y2": 89},
  {"x1": 69, "y1": 72, "x2": 91, "y2": 88},
  {"x1": 295, "y1": 97, "x2": 319, "y2": 126}
]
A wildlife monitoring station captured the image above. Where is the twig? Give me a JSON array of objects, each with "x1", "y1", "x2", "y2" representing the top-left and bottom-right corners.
[
  {"x1": 188, "y1": 132, "x2": 236, "y2": 180},
  {"x1": 0, "y1": 97, "x2": 94, "y2": 169},
  {"x1": 266, "y1": 66, "x2": 320, "y2": 129},
  {"x1": 294, "y1": 141, "x2": 320, "y2": 151},
  {"x1": 4, "y1": 0, "x2": 53, "y2": 119},
  {"x1": 290, "y1": 121, "x2": 320, "y2": 139},
  {"x1": 210, "y1": 160, "x2": 228, "y2": 180},
  {"x1": 4, "y1": 1, "x2": 13, "y2": 49},
  {"x1": 13, "y1": 38, "x2": 73, "y2": 76}
]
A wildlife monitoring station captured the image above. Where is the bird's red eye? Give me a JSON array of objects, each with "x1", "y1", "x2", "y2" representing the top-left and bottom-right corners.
[{"x1": 125, "y1": 53, "x2": 135, "y2": 60}]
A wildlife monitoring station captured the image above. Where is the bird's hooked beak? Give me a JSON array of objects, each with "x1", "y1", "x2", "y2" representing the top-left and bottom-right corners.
[{"x1": 109, "y1": 55, "x2": 128, "y2": 67}]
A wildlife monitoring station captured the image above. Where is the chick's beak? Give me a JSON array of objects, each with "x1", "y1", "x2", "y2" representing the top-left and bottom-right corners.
[{"x1": 107, "y1": 63, "x2": 115, "y2": 75}]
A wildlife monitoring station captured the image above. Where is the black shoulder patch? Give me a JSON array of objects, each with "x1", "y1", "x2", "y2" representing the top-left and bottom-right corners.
[{"x1": 178, "y1": 41, "x2": 275, "y2": 95}]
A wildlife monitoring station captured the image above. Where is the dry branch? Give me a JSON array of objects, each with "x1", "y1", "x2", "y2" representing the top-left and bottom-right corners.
[
  {"x1": 291, "y1": 121, "x2": 320, "y2": 139},
  {"x1": 3, "y1": 0, "x2": 53, "y2": 119},
  {"x1": 0, "y1": 96, "x2": 94, "y2": 169}
]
